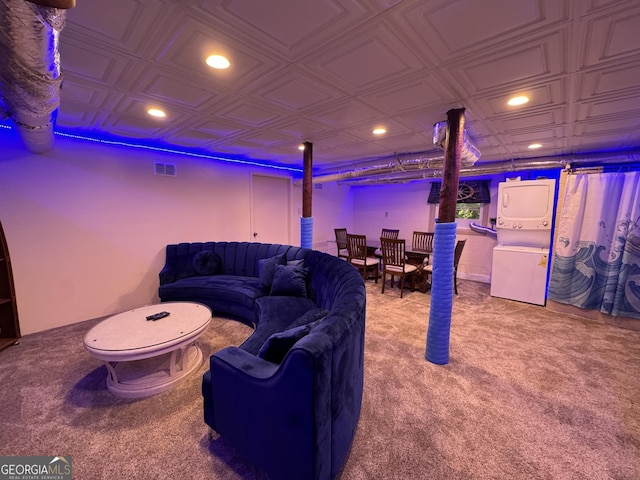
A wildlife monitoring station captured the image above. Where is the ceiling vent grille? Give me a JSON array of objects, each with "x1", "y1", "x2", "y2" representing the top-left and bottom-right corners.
[{"x1": 154, "y1": 162, "x2": 176, "y2": 176}]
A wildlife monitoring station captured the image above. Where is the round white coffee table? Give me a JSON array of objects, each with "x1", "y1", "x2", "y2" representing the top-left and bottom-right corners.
[{"x1": 83, "y1": 302, "x2": 212, "y2": 398}]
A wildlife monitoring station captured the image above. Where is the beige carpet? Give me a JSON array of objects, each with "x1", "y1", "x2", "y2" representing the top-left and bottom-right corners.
[{"x1": 1, "y1": 280, "x2": 639, "y2": 479}]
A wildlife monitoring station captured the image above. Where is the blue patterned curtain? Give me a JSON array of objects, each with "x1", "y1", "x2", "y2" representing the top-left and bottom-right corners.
[{"x1": 548, "y1": 172, "x2": 640, "y2": 320}]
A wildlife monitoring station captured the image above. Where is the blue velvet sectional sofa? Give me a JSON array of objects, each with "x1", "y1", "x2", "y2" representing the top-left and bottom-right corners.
[{"x1": 158, "y1": 241, "x2": 366, "y2": 480}]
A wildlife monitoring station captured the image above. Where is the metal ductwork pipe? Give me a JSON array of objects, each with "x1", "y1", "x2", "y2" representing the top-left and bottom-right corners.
[
  {"x1": 433, "y1": 120, "x2": 481, "y2": 167},
  {"x1": 334, "y1": 150, "x2": 640, "y2": 186},
  {"x1": 0, "y1": 0, "x2": 74, "y2": 154},
  {"x1": 296, "y1": 121, "x2": 482, "y2": 186},
  {"x1": 294, "y1": 150, "x2": 447, "y2": 185}
]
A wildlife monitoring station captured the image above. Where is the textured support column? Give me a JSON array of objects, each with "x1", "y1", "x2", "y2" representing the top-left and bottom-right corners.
[
  {"x1": 426, "y1": 108, "x2": 465, "y2": 365},
  {"x1": 425, "y1": 222, "x2": 457, "y2": 364},
  {"x1": 300, "y1": 216, "x2": 313, "y2": 249},
  {"x1": 438, "y1": 108, "x2": 465, "y2": 222},
  {"x1": 301, "y1": 141, "x2": 313, "y2": 248}
]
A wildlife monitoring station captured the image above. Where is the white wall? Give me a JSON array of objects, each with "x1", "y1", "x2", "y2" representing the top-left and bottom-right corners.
[
  {"x1": 292, "y1": 182, "x2": 354, "y2": 254},
  {"x1": 351, "y1": 182, "x2": 436, "y2": 239},
  {"x1": 0, "y1": 129, "x2": 351, "y2": 334}
]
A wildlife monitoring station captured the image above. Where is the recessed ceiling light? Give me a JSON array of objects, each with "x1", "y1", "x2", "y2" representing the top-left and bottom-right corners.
[
  {"x1": 508, "y1": 96, "x2": 529, "y2": 106},
  {"x1": 528, "y1": 143, "x2": 542, "y2": 149},
  {"x1": 206, "y1": 54, "x2": 230, "y2": 69},
  {"x1": 298, "y1": 144, "x2": 305, "y2": 151},
  {"x1": 372, "y1": 127, "x2": 386, "y2": 135},
  {"x1": 147, "y1": 108, "x2": 166, "y2": 118},
  {"x1": 507, "y1": 95, "x2": 529, "y2": 107}
]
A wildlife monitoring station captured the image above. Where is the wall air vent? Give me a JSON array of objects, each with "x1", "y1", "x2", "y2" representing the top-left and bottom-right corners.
[
  {"x1": 314, "y1": 183, "x2": 323, "y2": 190},
  {"x1": 154, "y1": 162, "x2": 176, "y2": 176}
]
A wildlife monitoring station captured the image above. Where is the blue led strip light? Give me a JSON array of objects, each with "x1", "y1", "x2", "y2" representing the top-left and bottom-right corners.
[
  {"x1": 55, "y1": 132, "x2": 303, "y2": 173},
  {"x1": 0, "y1": 123, "x2": 302, "y2": 173}
]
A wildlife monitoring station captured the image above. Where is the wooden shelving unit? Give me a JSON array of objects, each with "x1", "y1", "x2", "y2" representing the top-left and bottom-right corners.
[{"x1": 0, "y1": 221, "x2": 20, "y2": 351}]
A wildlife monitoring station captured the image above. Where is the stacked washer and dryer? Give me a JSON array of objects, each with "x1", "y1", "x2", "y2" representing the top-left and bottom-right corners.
[{"x1": 490, "y1": 178, "x2": 556, "y2": 306}]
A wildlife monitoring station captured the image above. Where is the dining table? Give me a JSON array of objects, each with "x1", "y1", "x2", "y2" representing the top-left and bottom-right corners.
[
  {"x1": 366, "y1": 239, "x2": 432, "y2": 261},
  {"x1": 405, "y1": 248, "x2": 431, "y2": 265}
]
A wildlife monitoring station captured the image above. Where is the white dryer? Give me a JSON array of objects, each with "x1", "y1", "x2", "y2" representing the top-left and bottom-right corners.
[{"x1": 491, "y1": 178, "x2": 557, "y2": 305}]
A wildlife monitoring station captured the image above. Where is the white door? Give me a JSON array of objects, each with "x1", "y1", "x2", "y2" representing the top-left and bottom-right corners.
[{"x1": 251, "y1": 174, "x2": 290, "y2": 244}]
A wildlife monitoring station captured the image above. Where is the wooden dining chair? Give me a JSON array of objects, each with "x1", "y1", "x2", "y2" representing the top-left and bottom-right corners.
[
  {"x1": 412, "y1": 231, "x2": 434, "y2": 254},
  {"x1": 376, "y1": 229, "x2": 400, "y2": 264},
  {"x1": 334, "y1": 228, "x2": 348, "y2": 260},
  {"x1": 381, "y1": 228, "x2": 400, "y2": 239},
  {"x1": 424, "y1": 239, "x2": 467, "y2": 294},
  {"x1": 380, "y1": 238, "x2": 417, "y2": 298},
  {"x1": 346, "y1": 233, "x2": 378, "y2": 282}
]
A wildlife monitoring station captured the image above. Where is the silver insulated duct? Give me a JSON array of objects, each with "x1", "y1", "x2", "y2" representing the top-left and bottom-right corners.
[
  {"x1": 0, "y1": 0, "x2": 72, "y2": 153},
  {"x1": 320, "y1": 150, "x2": 640, "y2": 186},
  {"x1": 296, "y1": 120, "x2": 482, "y2": 186}
]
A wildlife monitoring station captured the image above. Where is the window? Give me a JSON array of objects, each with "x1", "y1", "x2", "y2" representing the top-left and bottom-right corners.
[
  {"x1": 428, "y1": 180, "x2": 491, "y2": 227},
  {"x1": 427, "y1": 180, "x2": 490, "y2": 205},
  {"x1": 456, "y1": 203, "x2": 481, "y2": 219}
]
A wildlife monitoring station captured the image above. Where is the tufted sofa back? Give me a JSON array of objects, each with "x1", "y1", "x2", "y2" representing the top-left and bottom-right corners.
[{"x1": 165, "y1": 241, "x2": 310, "y2": 278}]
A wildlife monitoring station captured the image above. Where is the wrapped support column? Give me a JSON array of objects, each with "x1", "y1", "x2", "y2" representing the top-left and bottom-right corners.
[{"x1": 0, "y1": 0, "x2": 70, "y2": 153}]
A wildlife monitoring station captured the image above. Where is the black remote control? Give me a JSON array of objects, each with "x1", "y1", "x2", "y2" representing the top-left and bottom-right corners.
[{"x1": 146, "y1": 311, "x2": 170, "y2": 321}]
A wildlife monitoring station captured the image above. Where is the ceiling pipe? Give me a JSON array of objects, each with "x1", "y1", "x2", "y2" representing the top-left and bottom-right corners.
[
  {"x1": 433, "y1": 120, "x2": 481, "y2": 167},
  {"x1": 297, "y1": 150, "x2": 447, "y2": 185},
  {"x1": 323, "y1": 150, "x2": 640, "y2": 186},
  {"x1": 0, "y1": 0, "x2": 74, "y2": 154},
  {"x1": 294, "y1": 121, "x2": 482, "y2": 186}
]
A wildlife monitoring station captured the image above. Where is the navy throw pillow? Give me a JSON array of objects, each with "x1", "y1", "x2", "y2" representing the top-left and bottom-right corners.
[
  {"x1": 258, "y1": 254, "x2": 287, "y2": 288},
  {"x1": 192, "y1": 250, "x2": 222, "y2": 276},
  {"x1": 287, "y1": 308, "x2": 328, "y2": 329},
  {"x1": 257, "y1": 320, "x2": 318, "y2": 364},
  {"x1": 270, "y1": 265, "x2": 308, "y2": 297}
]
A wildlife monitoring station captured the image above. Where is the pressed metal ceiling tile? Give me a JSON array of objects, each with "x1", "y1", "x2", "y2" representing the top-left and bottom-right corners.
[
  {"x1": 477, "y1": 81, "x2": 562, "y2": 117},
  {"x1": 398, "y1": 0, "x2": 568, "y2": 62},
  {"x1": 576, "y1": 96, "x2": 640, "y2": 121},
  {"x1": 605, "y1": 13, "x2": 640, "y2": 58},
  {"x1": 154, "y1": 18, "x2": 277, "y2": 87},
  {"x1": 495, "y1": 110, "x2": 564, "y2": 133},
  {"x1": 222, "y1": 0, "x2": 346, "y2": 46},
  {"x1": 582, "y1": 5, "x2": 640, "y2": 66},
  {"x1": 459, "y1": 34, "x2": 564, "y2": 93},
  {"x1": 425, "y1": 0, "x2": 543, "y2": 53},
  {"x1": 578, "y1": 62, "x2": 640, "y2": 98},
  {"x1": 241, "y1": 130, "x2": 298, "y2": 146},
  {"x1": 312, "y1": 100, "x2": 381, "y2": 129},
  {"x1": 163, "y1": 129, "x2": 219, "y2": 146},
  {"x1": 105, "y1": 114, "x2": 168, "y2": 137},
  {"x1": 62, "y1": 0, "x2": 166, "y2": 50},
  {"x1": 59, "y1": 79, "x2": 110, "y2": 107},
  {"x1": 359, "y1": 75, "x2": 453, "y2": 114},
  {"x1": 221, "y1": 102, "x2": 284, "y2": 126},
  {"x1": 260, "y1": 76, "x2": 334, "y2": 111},
  {"x1": 371, "y1": 132, "x2": 434, "y2": 152},
  {"x1": 276, "y1": 118, "x2": 333, "y2": 139},
  {"x1": 322, "y1": 39, "x2": 411, "y2": 89},
  {"x1": 137, "y1": 72, "x2": 215, "y2": 108},
  {"x1": 7, "y1": 0, "x2": 635, "y2": 171},
  {"x1": 58, "y1": 42, "x2": 125, "y2": 83}
]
